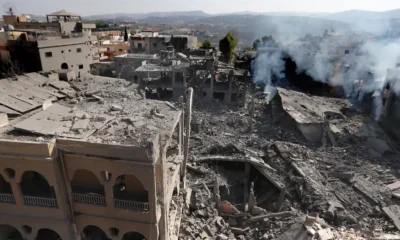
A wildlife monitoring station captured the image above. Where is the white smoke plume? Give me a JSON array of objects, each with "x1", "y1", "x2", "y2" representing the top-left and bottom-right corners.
[{"x1": 251, "y1": 19, "x2": 400, "y2": 119}]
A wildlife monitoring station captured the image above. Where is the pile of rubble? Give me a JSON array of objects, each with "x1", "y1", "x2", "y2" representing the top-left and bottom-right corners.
[{"x1": 179, "y1": 87, "x2": 400, "y2": 239}]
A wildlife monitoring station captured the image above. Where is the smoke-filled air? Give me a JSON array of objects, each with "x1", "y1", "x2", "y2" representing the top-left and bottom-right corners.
[{"x1": 251, "y1": 17, "x2": 400, "y2": 119}]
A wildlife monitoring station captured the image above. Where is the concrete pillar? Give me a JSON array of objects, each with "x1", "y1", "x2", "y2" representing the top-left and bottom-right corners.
[
  {"x1": 243, "y1": 163, "x2": 250, "y2": 209},
  {"x1": 178, "y1": 116, "x2": 183, "y2": 156},
  {"x1": 180, "y1": 105, "x2": 185, "y2": 162},
  {"x1": 155, "y1": 154, "x2": 168, "y2": 240},
  {"x1": 9, "y1": 181, "x2": 23, "y2": 206},
  {"x1": 226, "y1": 70, "x2": 234, "y2": 103},
  {"x1": 182, "y1": 88, "x2": 193, "y2": 189},
  {"x1": 172, "y1": 71, "x2": 179, "y2": 99},
  {"x1": 104, "y1": 182, "x2": 114, "y2": 209},
  {"x1": 183, "y1": 71, "x2": 187, "y2": 85},
  {"x1": 209, "y1": 69, "x2": 214, "y2": 102}
]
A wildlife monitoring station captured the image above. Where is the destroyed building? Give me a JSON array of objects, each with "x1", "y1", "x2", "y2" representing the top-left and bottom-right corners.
[
  {"x1": 175, "y1": 83, "x2": 400, "y2": 239},
  {"x1": 0, "y1": 73, "x2": 191, "y2": 240},
  {"x1": 130, "y1": 30, "x2": 197, "y2": 54},
  {"x1": 119, "y1": 48, "x2": 250, "y2": 105},
  {"x1": 3, "y1": 10, "x2": 96, "y2": 37},
  {"x1": 115, "y1": 53, "x2": 161, "y2": 81},
  {"x1": 6, "y1": 30, "x2": 97, "y2": 77},
  {"x1": 0, "y1": 10, "x2": 98, "y2": 78}
]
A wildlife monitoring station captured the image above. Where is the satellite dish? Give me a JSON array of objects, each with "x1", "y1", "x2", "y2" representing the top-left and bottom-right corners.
[{"x1": 3, "y1": 2, "x2": 17, "y2": 16}]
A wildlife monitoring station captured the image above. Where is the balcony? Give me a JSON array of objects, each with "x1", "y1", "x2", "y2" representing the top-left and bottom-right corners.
[
  {"x1": 23, "y1": 196, "x2": 58, "y2": 208},
  {"x1": 0, "y1": 193, "x2": 15, "y2": 204},
  {"x1": 113, "y1": 175, "x2": 149, "y2": 212},
  {"x1": 114, "y1": 199, "x2": 149, "y2": 211},
  {"x1": 20, "y1": 171, "x2": 59, "y2": 208},
  {"x1": 70, "y1": 171, "x2": 106, "y2": 207},
  {"x1": 72, "y1": 192, "x2": 106, "y2": 206}
]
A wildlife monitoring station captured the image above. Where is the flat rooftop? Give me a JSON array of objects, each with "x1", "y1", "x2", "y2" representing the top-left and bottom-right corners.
[
  {"x1": 116, "y1": 53, "x2": 159, "y2": 59},
  {"x1": 0, "y1": 74, "x2": 181, "y2": 146},
  {"x1": 135, "y1": 63, "x2": 189, "y2": 72}
]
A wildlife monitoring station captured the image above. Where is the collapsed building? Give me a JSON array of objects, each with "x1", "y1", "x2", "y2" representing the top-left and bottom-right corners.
[
  {"x1": 130, "y1": 30, "x2": 197, "y2": 54},
  {"x1": 177, "y1": 85, "x2": 400, "y2": 239},
  {"x1": 117, "y1": 47, "x2": 251, "y2": 105},
  {"x1": 0, "y1": 73, "x2": 192, "y2": 240}
]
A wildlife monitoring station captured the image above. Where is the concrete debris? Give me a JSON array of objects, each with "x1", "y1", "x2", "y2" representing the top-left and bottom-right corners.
[
  {"x1": 387, "y1": 181, "x2": 400, "y2": 191},
  {"x1": 35, "y1": 137, "x2": 45, "y2": 142},
  {"x1": 393, "y1": 192, "x2": 400, "y2": 200},
  {"x1": 111, "y1": 104, "x2": 123, "y2": 111},
  {"x1": 0, "y1": 113, "x2": 8, "y2": 128},
  {"x1": 177, "y1": 79, "x2": 400, "y2": 239},
  {"x1": 151, "y1": 107, "x2": 166, "y2": 119},
  {"x1": 382, "y1": 206, "x2": 400, "y2": 231}
]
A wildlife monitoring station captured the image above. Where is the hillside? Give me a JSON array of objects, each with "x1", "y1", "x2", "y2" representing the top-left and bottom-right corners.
[
  {"x1": 323, "y1": 9, "x2": 400, "y2": 33},
  {"x1": 85, "y1": 11, "x2": 209, "y2": 20},
  {"x1": 324, "y1": 9, "x2": 400, "y2": 22},
  {"x1": 151, "y1": 14, "x2": 351, "y2": 44}
]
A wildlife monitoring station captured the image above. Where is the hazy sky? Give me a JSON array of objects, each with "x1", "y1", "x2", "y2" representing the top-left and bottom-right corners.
[{"x1": 10, "y1": 0, "x2": 400, "y2": 16}]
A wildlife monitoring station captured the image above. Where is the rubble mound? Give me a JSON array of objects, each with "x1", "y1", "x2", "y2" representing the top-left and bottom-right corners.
[{"x1": 180, "y1": 88, "x2": 400, "y2": 239}]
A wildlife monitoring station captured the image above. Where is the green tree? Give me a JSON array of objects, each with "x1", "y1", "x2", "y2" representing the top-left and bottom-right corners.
[
  {"x1": 219, "y1": 33, "x2": 237, "y2": 63},
  {"x1": 124, "y1": 26, "x2": 128, "y2": 42},
  {"x1": 261, "y1": 35, "x2": 278, "y2": 47},
  {"x1": 253, "y1": 39, "x2": 261, "y2": 50},
  {"x1": 201, "y1": 40, "x2": 212, "y2": 48}
]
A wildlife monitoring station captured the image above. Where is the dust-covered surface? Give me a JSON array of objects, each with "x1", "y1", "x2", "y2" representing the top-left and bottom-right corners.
[
  {"x1": 179, "y1": 89, "x2": 400, "y2": 239},
  {"x1": 0, "y1": 75, "x2": 181, "y2": 147}
]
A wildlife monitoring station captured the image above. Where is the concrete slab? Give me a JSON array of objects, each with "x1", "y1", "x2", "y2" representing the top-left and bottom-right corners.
[
  {"x1": 0, "y1": 93, "x2": 34, "y2": 113},
  {"x1": 0, "y1": 113, "x2": 8, "y2": 127},
  {"x1": 382, "y1": 205, "x2": 400, "y2": 231},
  {"x1": 0, "y1": 105, "x2": 21, "y2": 115},
  {"x1": 71, "y1": 119, "x2": 90, "y2": 131},
  {"x1": 387, "y1": 181, "x2": 400, "y2": 191}
]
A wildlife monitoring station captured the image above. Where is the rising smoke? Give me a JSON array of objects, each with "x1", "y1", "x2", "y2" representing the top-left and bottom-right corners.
[{"x1": 251, "y1": 17, "x2": 400, "y2": 119}]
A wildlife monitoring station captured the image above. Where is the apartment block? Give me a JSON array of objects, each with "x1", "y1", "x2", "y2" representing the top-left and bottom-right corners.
[
  {"x1": 3, "y1": 10, "x2": 96, "y2": 36},
  {"x1": 7, "y1": 30, "x2": 97, "y2": 77},
  {"x1": 0, "y1": 74, "x2": 186, "y2": 240},
  {"x1": 130, "y1": 30, "x2": 197, "y2": 54}
]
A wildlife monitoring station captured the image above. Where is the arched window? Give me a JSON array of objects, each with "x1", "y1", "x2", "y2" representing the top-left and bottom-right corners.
[
  {"x1": 0, "y1": 224, "x2": 23, "y2": 240},
  {"x1": 113, "y1": 175, "x2": 149, "y2": 211},
  {"x1": 20, "y1": 171, "x2": 54, "y2": 198},
  {"x1": 71, "y1": 169, "x2": 105, "y2": 206},
  {"x1": 0, "y1": 173, "x2": 14, "y2": 204},
  {"x1": 20, "y1": 171, "x2": 57, "y2": 207},
  {"x1": 82, "y1": 225, "x2": 110, "y2": 240},
  {"x1": 122, "y1": 231, "x2": 147, "y2": 240},
  {"x1": 36, "y1": 229, "x2": 62, "y2": 240},
  {"x1": 61, "y1": 63, "x2": 68, "y2": 69}
]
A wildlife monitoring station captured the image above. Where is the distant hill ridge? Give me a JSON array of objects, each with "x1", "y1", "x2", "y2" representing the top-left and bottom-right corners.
[{"x1": 83, "y1": 9, "x2": 400, "y2": 21}]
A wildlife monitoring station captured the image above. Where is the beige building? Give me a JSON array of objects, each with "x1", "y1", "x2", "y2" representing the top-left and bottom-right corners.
[
  {"x1": 93, "y1": 41, "x2": 130, "y2": 61},
  {"x1": 3, "y1": 10, "x2": 96, "y2": 36},
  {"x1": 7, "y1": 30, "x2": 98, "y2": 76},
  {"x1": 130, "y1": 31, "x2": 197, "y2": 54},
  {"x1": 0, "y1": 74, "x2": 187, "y2": 240}
]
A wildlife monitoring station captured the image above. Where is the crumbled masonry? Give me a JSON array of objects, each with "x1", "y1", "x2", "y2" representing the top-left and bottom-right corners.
[
  {"x1": 178, "y1": 87, "x2": 400, "y2": 239},
  {"x1": 0, "y1": 73, "x2": 399, "y2": 240}
]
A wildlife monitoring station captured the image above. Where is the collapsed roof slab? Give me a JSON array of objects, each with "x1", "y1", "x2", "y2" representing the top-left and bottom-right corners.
[
  {"x1": 273, "y1": 88, "x2": 349, "y2": 143},
  {"x1": 195, "y1": 155, "x2": 285, "y2": 198},
  {"x1": 13, "y1": 103, "x2": 114, "y2": 139}
]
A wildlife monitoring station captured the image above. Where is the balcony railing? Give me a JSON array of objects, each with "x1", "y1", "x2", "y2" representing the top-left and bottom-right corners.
[
  {"x1": 72, "y1": 193, "x2": 106, "y2": 206},
  {"x1": 0, "y1": 193, "x2": 15, "y2": 204},
  {"x1": 23, "y1": 196, "x2": 58, "y2": 208},
  {"x1": 114, "y1": 199, "x2": 149, "y2": 211}
]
